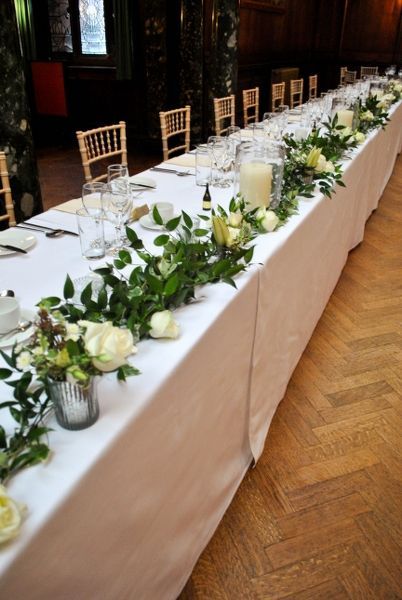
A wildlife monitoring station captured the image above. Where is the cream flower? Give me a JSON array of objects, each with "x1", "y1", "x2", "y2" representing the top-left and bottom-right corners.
[
  {"x1": 149, "y1": 310, "x2": 179, "y2": 339},
  {"x1": 360, "y1": 110, "x2": 374, "y2": 122},
  {"x1": 314, "y1": 154, "x2": 327, "y2": 173},
  {"x1": 0, "y1": 485, "x2": 26, "y2": 545},
  {"x1": 79, "y1": 321, "x2": 136, "y2": 372},
  {"x1": 65, "y1": 323, "x2": 81, "y2": 342},
  {"x1": 228, "y1": 212, "x2": 243, "y2": 228},
  {"x1": 260, "y1": 210, "x2": 279, "y2": 232},
  {"x1": 16, "y1": 351, "x2": 31, "y2": 371},
  {"x1": 354, "y1": 131, "x2": 366, "y2": 144}
]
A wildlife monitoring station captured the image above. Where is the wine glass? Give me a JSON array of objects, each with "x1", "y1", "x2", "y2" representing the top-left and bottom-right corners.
[
  {"x1": 107, "y1": 164, "x2": 132, "y2": 247},
  {"x1": 207, "y1": 136, "x2": 231, "y2": 188},
  {"x1": 82, "y1": 182, "x2": 105, "y2": 216},
  {"x1": 101, "y1": 183, "x2": 131, "y2": 252}
]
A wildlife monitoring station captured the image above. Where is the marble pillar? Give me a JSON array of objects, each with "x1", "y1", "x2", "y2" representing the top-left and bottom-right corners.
[
  {"x1": 0, "y1": 0, "x2": 42, "y2": 223},
  {"x1": 142, "y1": 0, "x2": 168, "y2": 140},
  {"x1": 205, "y1": 0, "x2": 240, "y2": 132},
  {"x1": 179, "y1": 0, "x2": 204, "y2": 141}
]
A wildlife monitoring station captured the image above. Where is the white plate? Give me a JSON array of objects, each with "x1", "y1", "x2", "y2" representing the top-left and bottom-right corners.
[
  {"x1": 0, "y1": 229, "x2": 37, "y2": 256},
  {"x1": 0, "y1": 309, "x2": 36, "y2": 348},
  {"x1": 129, "y1": 176, "x2": 157, "y2": 190},
  {"x1": 139, "y1": 213, "x2": 180, "y2": 231}
]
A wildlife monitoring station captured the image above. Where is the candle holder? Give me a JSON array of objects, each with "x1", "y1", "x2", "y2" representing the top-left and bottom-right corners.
[
  {"x1": 233, "y1": 140, "x2": 284, "y2": 210},
  {"x1": 48, "y1": 377, "x2": 99, "y2": 430},
  {"x1": 331, "y1": 98, "x2": 359, "y2": 130}
]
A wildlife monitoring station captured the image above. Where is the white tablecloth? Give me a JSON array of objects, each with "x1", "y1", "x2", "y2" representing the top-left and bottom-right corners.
[{"x1": 0, "y1": 102, "x2": 401, "y2": 599}]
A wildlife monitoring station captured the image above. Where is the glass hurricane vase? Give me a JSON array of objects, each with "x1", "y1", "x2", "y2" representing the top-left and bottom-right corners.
[{"x1": 48, "y1": 377, "x2": 99, "y2": 431}]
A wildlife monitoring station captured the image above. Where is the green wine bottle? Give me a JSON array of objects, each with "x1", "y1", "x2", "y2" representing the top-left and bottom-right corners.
[{"x1": 202, "y1": 183, "x2": 212, "y2": 211}]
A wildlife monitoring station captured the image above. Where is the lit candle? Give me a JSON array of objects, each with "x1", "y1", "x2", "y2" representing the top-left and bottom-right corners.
[
  {"x1": 239, "y1": 162, "x2": 272, "y2": 208},
  {"x1": 336, "y1": 109, "x2": 354, "y2": 128}
]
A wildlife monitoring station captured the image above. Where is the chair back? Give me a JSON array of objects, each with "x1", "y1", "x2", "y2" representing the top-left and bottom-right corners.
[
  {"x1": 242, "y1": 87, "x2": 259, "y2": 126},
  {"x1": 340, "y1": 66, "x2": 347, "y2": 85},
  {"x1": 345, "y1": 70, "x2": 357, "y2": 84},
  {"x1": 272, "y1": 82, "x2": 285, "y2": 112},
  {"x1": 159, "y1": 105, "x2": 191, "y2": 161},
  {"x1": 213, "y1": 95, "x2": 236, "y2": 136},
  {"x1": 0, "y1": 152, "x2": 16, "y2": 227},
  {"x1": 309, "y1": 74, "x2": 318, "y2": 100},
  {"x1": 290, "y1": 78, "x2": 303, "y2": 109},
  {"x1": 76, "y1": 121, "x2": 127, "y2": 183},
  {"x1": 360, "y1": 66, "x2": 378, "y2": 78}
]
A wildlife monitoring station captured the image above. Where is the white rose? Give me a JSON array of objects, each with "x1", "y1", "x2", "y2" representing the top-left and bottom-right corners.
[
  {"x1": 149, "y1": 310, "x2": 179, "y2": 339},
  {"x1": 255, "y1": 207, "x2": 267, "y2": 221},
  {"x1": 314, "y1": 154, "x2": 327, "y2": 173},
  {"x1": 0, "y1": 485, "x2": 26, "y2": 544},
  {"x1": 354, "y1": 131, "x2": 365, "y2": 144},
  {"x1": 228, "y1": 212, "x2": 243, "y2": 228},
  {"x1": 324, "y1": 160, "x2": 335, "y2": 173},
  {"x1": 260, "y1": 210, "x2": 279, "y2": 232},
  {"x1": 79, "y1": 321, "x2": 136, "y2": 372},
  {"x1": 361, "y1": 110, "x2": 374, "y2": 122},
  {"x1": 394, "y1": 83, "x2": 402, "y2": 93}
]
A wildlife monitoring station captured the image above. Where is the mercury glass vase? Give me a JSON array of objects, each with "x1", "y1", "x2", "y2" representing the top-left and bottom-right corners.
[{"x1": 49, "y1": 378, "x2": 99, "y2": 431}]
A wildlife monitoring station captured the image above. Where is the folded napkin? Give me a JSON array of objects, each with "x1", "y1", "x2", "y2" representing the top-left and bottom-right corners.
[
  {"x1": 165, "y1": 154, "x2": 197, "y2": 168},
  {"x1": 53, "y1": 197, "x2": 86, "y2": 214}
]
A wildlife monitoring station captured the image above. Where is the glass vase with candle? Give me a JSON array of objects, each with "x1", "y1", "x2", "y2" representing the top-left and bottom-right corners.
[
  {"x1": 233, "y1": 141, "x2": 284, "y2": 210},
  {"x1": 331, "y1": 98, "x2": 358, "y2": 129}
]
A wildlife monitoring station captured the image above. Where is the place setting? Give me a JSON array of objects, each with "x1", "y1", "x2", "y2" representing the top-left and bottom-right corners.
[{"x1": 0, "y1": 228, "x2": 37, "y2": 256}]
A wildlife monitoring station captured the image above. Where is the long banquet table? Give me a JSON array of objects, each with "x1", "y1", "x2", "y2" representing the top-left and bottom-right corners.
[{"x1": 0, "y1": 101, "x2": 401, "y2": 599}]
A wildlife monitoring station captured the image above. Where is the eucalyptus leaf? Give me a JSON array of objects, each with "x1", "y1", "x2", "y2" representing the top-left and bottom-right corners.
[{"x1": 63, "y1": 274, "x2": 75, "y2": 300}]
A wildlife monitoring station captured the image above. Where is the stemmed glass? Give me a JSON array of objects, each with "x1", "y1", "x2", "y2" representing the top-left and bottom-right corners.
[
  {"x1": 207, "y1": 136, "x2": 231, "y2": 187},
  {"x1": 105, "y1": 164, "x2": 132, "y2": 250},
  {"x1": 102, "y1": 167, "x2": 132, "y2": 252}
]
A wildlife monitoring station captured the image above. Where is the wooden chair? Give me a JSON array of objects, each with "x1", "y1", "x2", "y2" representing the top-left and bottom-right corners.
[
  {"x1": 290, "y1": 78, "x2": 303, "y2": 109},
  {"x1": 344, "y1": 70, "x2": 357, "y2": 84},
  {"x1": 309, "y1": 75, "x2": 318, "y2": 100},
  {"x1": 340, "y1": 66, "x2": 347, "y2": 85},
  {"x1": 242, "y1": 87, "x2": 259, "y2": 126},
  {"x1": 272, "y1": 82, "x2": 285, "y2": 112},
  {"x1": 159, "y1": 105, "x2": 191, "y2": 161},
  {"x1": 213, "y1": 95, "x2": 236, "y2": 136},
  {"x1": 360, "y1": 66, "x2": 378, "y2": 78},
  {"x1": 0, "y1": 152, "x2": 16, "y2": 227},
  {"x1": 76, "y1": 121, "x2": 127, "y2": 183}
]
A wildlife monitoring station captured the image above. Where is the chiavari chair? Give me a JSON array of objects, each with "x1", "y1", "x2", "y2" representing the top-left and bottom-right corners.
[
  {"x1": 213, "y1": 95, "x2": 236, "y2": 136},
  {"x1": 360, "y1": 66, "x2": 378, "y2": 78},
  {"x1": 0, "y1": 151, "x2": 16, "y2": 227},
  {"x1": 272, "y1": 82, "x2": 285, "y2": 112},
  {"x1": 159, "y1": 105, "x2": 191, "y2": 161},
  {"x1": 309, "y1": 74, "x2": 318, "y2": 100},
  {"x1": 290, "y1": 78, "x2": 303, "y2": 109},
  {"x1": 340, "y1": 66, "x2": 347, "y2": 85},
  {"x1": 344, "y1": 70, "x2": 357, "y2": 84},
  {"x1": 76, "y1": 121, "x2": 127, "y2": 183},
  {"x1": 242, "y1": 87, "x2": 259, "y2": 126}
]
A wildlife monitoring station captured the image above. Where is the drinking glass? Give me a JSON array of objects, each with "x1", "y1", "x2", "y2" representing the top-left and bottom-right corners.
[
  {"x1": 101, "y1": 183, "x2": 131, "y2": 252},
  {"x1": 76, "y1": 207, "x2": 105, "y2": 260},
  {"x1": 107, "y1": 164, "x2": 132, "y2": 247},
  {"x1": 82, "y1": 182, "x2": 105, "y2": 216},
  {"x1": 262, "y1": 112, "x2": 283, "y2": 141},
  {"x1": 207, "y1": 136, "x2": 232, "y2": 188}
]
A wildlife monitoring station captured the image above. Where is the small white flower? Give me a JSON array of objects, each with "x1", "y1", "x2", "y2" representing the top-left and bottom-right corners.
[
  {"x1": 32, "y1": 346, "x2": 44, "y2": 356},
  {"x1": 149, "y1": 310, "x2": 179, "y2": 339},
  {"x1": 65, "y1": 323, "x2": 81, "y2": 342},
  {"x1": 324, "y1": 160, "x2": 335, "y2": 173},
  {"x1": 16, "y1": 351, "x2": 31, "y2": 371}
]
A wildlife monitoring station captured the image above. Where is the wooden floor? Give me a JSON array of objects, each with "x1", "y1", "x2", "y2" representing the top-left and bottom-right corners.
[
  {"x1": 36, "y1": 148, "x2": 402, "y2": 599},
  {"x1": 179, "y1": 155, "x2": 402, "y2": 599}
]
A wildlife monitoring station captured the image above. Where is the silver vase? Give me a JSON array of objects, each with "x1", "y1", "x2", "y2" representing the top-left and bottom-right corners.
[{"x1": 49, "y1": 378, "x2": 99, "y2": 430}]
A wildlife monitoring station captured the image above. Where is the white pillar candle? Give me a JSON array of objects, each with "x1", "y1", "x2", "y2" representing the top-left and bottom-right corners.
[
  {"x1": 336, "y1": 109, "x2": 354, "y2": 128},
  {"x1": 370, "y1": 88, "x2": 383, "y2": 99},
  {"x1": 239, "y1": 162, "x2": 272, "y2": 208}
]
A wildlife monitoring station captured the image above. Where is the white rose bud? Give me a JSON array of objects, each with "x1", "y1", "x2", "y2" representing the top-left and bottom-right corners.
[
  {"x1": 260, "y1": 210, "x2": 279, "y2": 232},
  {"x1": 0, "y1": 485, "x2": 26, "y2": 545},
  {"x1": 228, "y1": 212, "x2": 243, "y2": 228},
  {"x1": 354, "y1": 131, "x2": 365, "y2": 144},
  {"x1": 79, "y1": 321, "x2": 136, "y2": 372},
  {"x1": 325, "y1": 160, "x2": 335, "y2": 173},
  {"x1": 255, "y1": 207, "x2": 267, "y2": 221},
  {"x1": 149, "y1": 310, "x2": 179, "y2": 339},
  {"x1": 314, "y1": 154, "x2": 327, "y2": 173}
]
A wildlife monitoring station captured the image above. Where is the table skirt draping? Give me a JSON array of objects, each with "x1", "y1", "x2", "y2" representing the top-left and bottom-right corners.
[
  {"x1": 0, "y1": 102, "x2": 401, "y2": 599},
  {"x1": 248, "y1": 101, "x2": 402, "y2": 459}
]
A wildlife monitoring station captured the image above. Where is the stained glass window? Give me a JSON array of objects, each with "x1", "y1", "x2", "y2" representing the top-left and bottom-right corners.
[
  {"x1": 79, "y1": 0, "x2": 107, "y2": 55},
  {"x1": 48, "y1": 0, "x2": 73, "y2": 53}
]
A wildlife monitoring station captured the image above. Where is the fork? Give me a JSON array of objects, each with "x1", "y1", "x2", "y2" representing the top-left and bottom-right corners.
[{"x1": 150, "y1": 167, "x2": 194, "y2": 177}]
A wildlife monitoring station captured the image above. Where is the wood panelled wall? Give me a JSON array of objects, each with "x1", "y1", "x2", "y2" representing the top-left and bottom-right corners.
[{"x1": 238, "y1": 0, "x2": 402, "y2": 115}]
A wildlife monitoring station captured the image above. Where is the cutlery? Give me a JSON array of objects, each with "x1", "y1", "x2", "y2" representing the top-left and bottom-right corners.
[
  {"x1": 0, "y1": 319, "x2": 32, "y2": 340},
  {"x1": 150, "y1": 167, "x2": 194, "y2": 177},
  {"x1": 0, "y1": 243, "x2": 28, "y2": 254},
  {"x1": 129, "y1": 181, "x2": 155, "y2": 189},
  {"x1": 18, "y1": 223, "x2": 79, "y2": 237}
]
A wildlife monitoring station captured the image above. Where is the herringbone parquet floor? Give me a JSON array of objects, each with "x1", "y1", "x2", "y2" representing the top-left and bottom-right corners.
[{"x1": 179, "y1": 155, "x2": 402, "y2": 599}]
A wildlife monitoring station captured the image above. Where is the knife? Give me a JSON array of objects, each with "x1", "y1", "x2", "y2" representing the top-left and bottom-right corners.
[
  {"x1": 19, "y1": 223, "x2": 79, "y2": 237},
  {"x1": 129, "y1": 181, "x2": 156, "y2": 189},
  {"x1": 0, "y1": 243, "x2": 27, "y2": 254}
]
